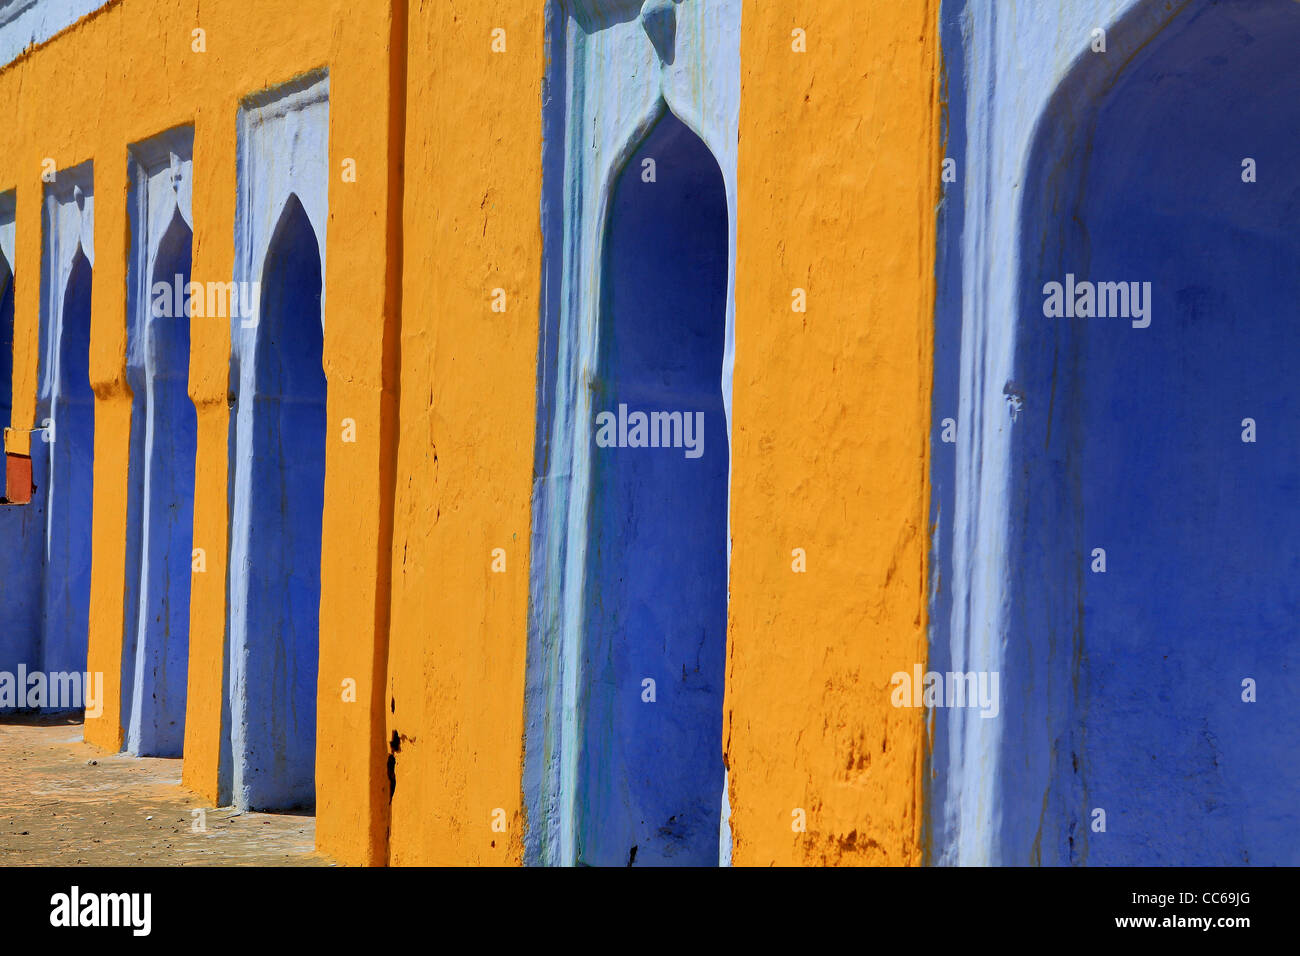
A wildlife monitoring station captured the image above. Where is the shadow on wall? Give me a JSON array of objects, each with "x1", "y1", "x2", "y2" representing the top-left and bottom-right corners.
[
  {"x1": 577, "y1": 109, "x2": 729, "y2": 866},
  {"x1": 1009, "y1": 0, "x2": 1300, "y2": 865}
]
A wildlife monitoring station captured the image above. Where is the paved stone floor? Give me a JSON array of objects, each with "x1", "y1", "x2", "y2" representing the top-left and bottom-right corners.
[{"x1": 0, "y1": 715, "x2": 333, "y2": 866}]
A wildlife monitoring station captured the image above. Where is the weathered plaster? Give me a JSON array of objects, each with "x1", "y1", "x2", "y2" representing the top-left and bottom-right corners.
[
  {"x1": 969, "y1": 0, "x2": 1296, "y2": 866},
  {"x1": 225, "y1": 72, "x2": 329, "y2": 810},
  {"x1": 37, "y1": 161, "x2": 94, "y2": 687},
  {"x1": 724, "y1": 0, "x2": 941, "y2": 866},
  {"x1": 120, "y1": 126, "x2": 195, "y2": 757},
  {"x1": 381, "y1": 0, "x2": 545, "y2": 866},
  {"x1": 0, "y1": 0, "x2": 107, "y2": 70},
  {"x1": 929, "y1": 0, "x2": 1251, "y2": 865},
  {"x1": 524, "y1": 0, "x2": 741, "y2": 867},
  {"x1": 0, "y1": 188, "x2": 42, "y2": 680}
]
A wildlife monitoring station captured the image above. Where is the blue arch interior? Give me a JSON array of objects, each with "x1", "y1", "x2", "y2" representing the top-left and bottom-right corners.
[
  {"x1": 121, "y1": 210, "x2": 195, "y2": 756},
  {"x1": 1011, "y1": 0, "x2": 1300, "y2": 864},
  {"x1": 0, "y1": 259, "x2": 12, "y2": 416},
  {"x1": 577, "y1": 110, "x2": 729, "y2": 866},
  {"x1": 236, "y1": 194, "x2": 325, "y2": 809},
  {"x1": 39, "y1": 246, "x2": 95, "y2": 686},
  {"x1": 121, "y1": 266, "x2": 148, "y2": 733},
  {"x1": 0, "y1": 257, "x2": 42, "y2": 681}
]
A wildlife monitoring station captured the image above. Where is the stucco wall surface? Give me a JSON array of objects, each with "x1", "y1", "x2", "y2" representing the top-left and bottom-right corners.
[
  {"x1": 933, "y1": 0, "x2": 1187, "y2": 866},
  {"x1": 383, "y1": 1, "x2": 545, "y2": 866},
  {"x1": 725, "y1": 0, "x2": 941, "y2": 866}
]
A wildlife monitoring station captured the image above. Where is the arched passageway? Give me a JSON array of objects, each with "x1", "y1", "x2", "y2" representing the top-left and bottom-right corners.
[{"x1": 577, "y1": 110, "x2": 730, "y2": 866}]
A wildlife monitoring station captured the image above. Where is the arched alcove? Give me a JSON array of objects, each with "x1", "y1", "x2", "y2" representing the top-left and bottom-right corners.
[
  {"x1": 0, "y1": 253, "x2": 13, "y2": 417},
  {"x1": 0, "y1": 252, "x2": 30, "y2": 673},
  {"x1": 0, "y1": 247, "x2": 42, "y2": 682},
  {"x1": 41, "y1": 245, "x2": 94, "y2": 682},
  {"x1": 122, "y1": 209, "x2": 195, "y2": 756},
  {"x1": 1009, "y1": 0, "x2": 1300, "y2": 864},
  {"x1": 231, "y1": 193, "x2": 325, "y2": 809},
  {"x1": 576, "y1": 110, "x2": 729, "y2": 865},
  {"x1": 120, "y1": 281, "x2": 147, "y2": 734}
]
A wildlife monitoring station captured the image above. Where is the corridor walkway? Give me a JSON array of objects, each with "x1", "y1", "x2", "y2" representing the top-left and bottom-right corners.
[{"x1": 0, "y1": 716, "x2": 331, "y2": 866}]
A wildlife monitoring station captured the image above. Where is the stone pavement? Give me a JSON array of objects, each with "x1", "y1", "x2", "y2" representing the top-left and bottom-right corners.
[{"x1": 0, "y1": 715, "x2": 332, "y2": 866}]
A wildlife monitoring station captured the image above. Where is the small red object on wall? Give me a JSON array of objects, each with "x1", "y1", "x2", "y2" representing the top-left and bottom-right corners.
[{"x1": 3, "y1": 452, "x2": 32, "y2": 505}]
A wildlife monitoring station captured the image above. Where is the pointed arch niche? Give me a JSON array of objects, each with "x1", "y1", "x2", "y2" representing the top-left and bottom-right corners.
[
  {"x1": 120, "y1": 128, "x2": 196, "y2": 757},
  {"x1": 934, "y1": 0, "x2": 1300, "y2": 866},
  {"x1": 0, "y1": 189, "x2": 43, "y2": 679},
  {"x1": 0, "y1": 198, "x2": 14, "y2": 419},
  {"x1": 1007, "y1": 0, "x2": 1300, "y2": 866},
  {"x1": 224, "y1": 71, "x2": 330, "y2": 811},
  {"x1": 523, "y1": 0, "x2": 741, "y2": 866},
  {"x1": 36, "y1": 163, "x2": 95, "y2": 690}
]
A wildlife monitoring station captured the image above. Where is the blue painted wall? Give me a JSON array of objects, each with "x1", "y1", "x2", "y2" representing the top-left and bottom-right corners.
[
  {"x1": 0, "y1": 258, "x2": 12, "y2": 415},
  {"x1": 0, "y1": 241, "x2": 43, "y2": 680},
  {"x1": 120, "y1": 131, "x2": 197, "y2": 754},
  {"x1": 122, "y1": 209, "x2": 195, "y2": 756},
  {"x1": 924, "y1": 0, "x2": 969, "y2": 863},
  {"x1": 225, "y1": 73, "x2": 329, "y2": 810},
  {"x1": 121, "y1": 268, "x2": 148, "y2": 731},
  {"x1": 0, "y1": 0, "x2": 110, "y2": 72},
  {"x1": 523, "y1": 0, "x2": 741, "y2": 869},
  {"x1": 1008, "y1": 0, "x2": 1300, "y2": 864},
  {"x1": 40, "y1": 245, "x2": 93, "y2": 681},
  {"x1": 577, "y1": 111, "x2": 729, "y2": 866},
  {"x1": 234, "y1": 195, "x2": 325, "y2": 810}
]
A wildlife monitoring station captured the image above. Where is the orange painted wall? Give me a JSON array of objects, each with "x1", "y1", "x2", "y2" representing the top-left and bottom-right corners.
[
  {"x1": 724, "y1": 0, "x2": 941, "y2": 865},
  {"x1": 382, "y1": 2, "x2": 544, "y2": 866},
  {"x1": 0, "y1": 0, "x2": 401, "y2": 866}
]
